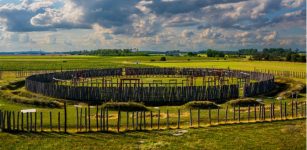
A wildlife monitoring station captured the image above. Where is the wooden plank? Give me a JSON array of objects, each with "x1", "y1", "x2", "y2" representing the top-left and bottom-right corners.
[
  {"x1": 177, "y1": 109, "x2": 180, "y2": 129},
  {"x1": 40, "y1": 112, "x2": 43, "y2": 132}
]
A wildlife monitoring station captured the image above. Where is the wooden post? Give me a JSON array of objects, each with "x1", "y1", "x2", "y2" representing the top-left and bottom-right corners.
[
  {"x1": 50, "y1": 112, "x2": 52, "y2": 131},
  {"x1": 291, "y1": 99, "x2": 294, "y2": 118},
  {"x1": 273, "y1": 103, "x2": 276, "y2": 119},
  {"x1": 40, "y1": 112, "x2": 43, "y2": 132},
  {"x1": 64, "y1": 101, "x2": 67, "y2": 133},
  {"x1": 96, "y1": 105, "x2": 98, "y2": 131},
  {"x1": 295, "y1": 101, "x2": 298, "y2": 118},
  {"x1": 12, "y1": 111, "x2": 15, "y2": 131},
  {"x1": 76, "y1": 107, "x2": 79, "y2": 131},
  {"x1": 132, "y1": 112, "x2": 134, "y2": 129},
  {"x1": 177, "y1": 109, "x2": 180, "y2": 129},
  {"x1": 143, "y1": 111, "x2": 146, "y2": 130},
  {"x1": 254, "y1": 104, "x2": 257, "y2": 121},
  {"x1": 136, "y1": 112, "x2": 139, "y2": 130},
  {"x1": 106, "y1": 108, "x2": 109, "y2": 131},
  {"x1": 17, "y1": 112, "x2": 19, "y2": 131},
  {"x1": 150, "y1": 111, "x2": 153, "y2": 129},
  {"x1": 80, "y1": 108, "x2": 83, "y2": 131},
  {"x1": 166, "y1": 110, "x2": 169, "y2": 129},
  {"x1": 21, "y1": 112, "x2": 24, "y2": 131},
  {"x1": 284, "y1": 102, "x2": 287, "y2": 119},
  {"x1": 88, "y1": 104, "x2": 91, "y2": 131},
  {"x1": 217, "y1": 107, "x2": 220, "y2": 124},
  {"x1": 117, "y1": 110, "x2": 121, "y2": 132},
  {"x1": 30, "y1": 112, "x2": 33, "y2": 132},
  {"x1": 139, "y1": 111, "x2": 142, "y2": 130},
  {"x1": 259, "y1": 105, "x2": 262, "y2": 120},
  {"x1": 103, "y1": 108, "x2": 105, "y2": 131},
  {"x1": 0, "y1": 111, "x2": 2, "y2": 132},
  {"x1": 26, "y1": 112, "x2": 29, "y2": 131},
  {"x1": 263, "y1": 105, "x2": 266, "y2": 120},
  {"x1": 158, "y1": 110, "x2": 160, "y2": 130},
  {"x1": 279, "y1": 101, "x2": 282, "y2": 119},
  {"x1": 126, "y1": 112, "x2": 129, "y2": 130},
  {"x1": 100, "y1": 108, "x2": 103, "y2": 131},
  {"x1": 58, "y1": 112, "x2": 60, "y2": 132},
  {"x1": 34, "y1": 112, "x2": 37, "y2": 132},
  {"x1": 233, "y1": 106, "x2": 235, "y2": 122},
  {"x1": 270, "y1": 104, "x2": 272, "y2": 121},
  {"x1": 189, "y1": 108, "x2": 192, "y2": 127},
  {"x1": 85, "y1": 108, "x2": 87, "y2": 131},
  {"x1": 238, "y1": 105, "x2": 240, "y2": 122}
]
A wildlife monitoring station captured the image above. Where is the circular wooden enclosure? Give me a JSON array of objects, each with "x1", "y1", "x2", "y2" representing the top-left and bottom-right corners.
[{"x1": 25, "y1": 68, "x2": 275, "y2": 105}]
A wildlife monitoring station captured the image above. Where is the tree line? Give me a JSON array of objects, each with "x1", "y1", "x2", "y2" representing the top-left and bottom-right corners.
[{"x1": 71, "y1": 49, "x2": 148, "y2": 56}]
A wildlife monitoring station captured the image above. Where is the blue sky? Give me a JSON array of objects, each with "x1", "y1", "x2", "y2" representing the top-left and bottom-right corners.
[{"x1": 0, "y1": 0, "x2": 305, "y2": 52}]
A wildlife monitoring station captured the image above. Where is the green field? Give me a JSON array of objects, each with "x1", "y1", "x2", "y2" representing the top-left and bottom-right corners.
[
  {"x1": 0, "y1": 55, "x2": 306, "y2": 149},
  {"x1": 0, "y1": 119, "x2": 305, "y2": 150},
  {"x1": 0, "y1": 55, "x2": 305, "y2": 73}
]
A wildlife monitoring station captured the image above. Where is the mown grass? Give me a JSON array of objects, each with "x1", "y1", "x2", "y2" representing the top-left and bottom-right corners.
[{"x1": 0, "y1": 119, "x2": 305, "y2": 150}]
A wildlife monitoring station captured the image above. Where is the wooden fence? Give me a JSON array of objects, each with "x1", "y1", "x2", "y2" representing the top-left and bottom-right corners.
[
  {"x1": 25, "y1": 68, "x2": 275, "y2": 104},
  {"x1": 254, "y1": 69, "x2": 306, "y2": 79},
  {"x1": 0, "y1": 101, "x2": 305, "y2": 133}
]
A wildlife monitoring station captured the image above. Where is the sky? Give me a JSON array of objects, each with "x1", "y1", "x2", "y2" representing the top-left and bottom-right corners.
[{"x1": 0, "y1": 0, "x2": 305, "y2": 52}]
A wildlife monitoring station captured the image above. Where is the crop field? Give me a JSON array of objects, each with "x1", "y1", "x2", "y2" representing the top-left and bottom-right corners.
[
  {"x1": 0, "y1": 55, "x2": 305, "y2": 72},
  {"x1": 0, "y1": 55, "x2": 305, "y2": 149}
]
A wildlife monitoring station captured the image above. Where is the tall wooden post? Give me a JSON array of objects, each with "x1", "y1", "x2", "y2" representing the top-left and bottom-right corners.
[
  {"x1": 177, "y1": 109, "x2": 180, "y2": 129},
  {"x1": 88, "y1": 104, "x2": 91, "y2": 131},
  {"x1": 117, "y1": 110, "x2": 121, "y2": 132},
  {"x1": 76, "y1": 107, "x2": 79, "y2": 131},
  {"x1": 96, "y1": 105, "x2": 98, "y2": 131},
  {"x1": 158, "y1": 110, "x2": 160, "y2": 130},
  {"x1": 64, "y1": 102, "x2": 67, "y2": 133}
]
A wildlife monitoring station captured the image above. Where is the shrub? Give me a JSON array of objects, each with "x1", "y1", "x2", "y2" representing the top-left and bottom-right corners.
[
  {"x1": 1, "y1": 80, "x2": 25, "y2": 90},
  {"x1": 228, "y1": 98, "x2": 262, "y2": 107},
  {"x1": 184, "y1": 101, "x2": 220, "y2": 109},
  {"x1": 160, "y1": 57, "x2": 166, "y2": 61},
  {"x1": 102, "y1": 102, "x2": 148, "y2": 111}
]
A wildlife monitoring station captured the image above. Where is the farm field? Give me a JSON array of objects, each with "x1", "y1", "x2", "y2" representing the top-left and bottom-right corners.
[{"x1": 0, "y1": 55, "x2": 305, "y2": 73}]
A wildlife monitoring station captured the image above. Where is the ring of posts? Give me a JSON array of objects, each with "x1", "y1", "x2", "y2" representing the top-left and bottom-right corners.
[{"x1": 25, "y1": 68, "x2": 275, "y2": 105}]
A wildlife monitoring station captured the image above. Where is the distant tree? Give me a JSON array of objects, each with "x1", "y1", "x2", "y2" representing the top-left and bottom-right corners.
[
  {"x1": 206, "y1": 49, "x2": 225, "y2": 57},
  {"x1": 187, "y1": 52, "x2": 197, "y2": 57},
  {"x1": 160, "y1": 57, "x2": 167, "y2": 61}
]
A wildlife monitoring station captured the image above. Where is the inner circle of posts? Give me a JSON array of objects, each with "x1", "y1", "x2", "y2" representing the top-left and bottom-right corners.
[{"x1": 25, "y1": 68, "x2": 275, "y2": 105}]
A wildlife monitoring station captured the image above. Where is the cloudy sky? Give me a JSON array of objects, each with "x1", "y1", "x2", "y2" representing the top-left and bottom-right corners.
[{"x1": 0, "y1": 0, "x2": 305, "y2": 52}]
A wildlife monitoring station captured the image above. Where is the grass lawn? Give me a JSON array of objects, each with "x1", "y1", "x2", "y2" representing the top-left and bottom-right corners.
[{"x1": 0, "y1": 119, "x2": 305, "y2": 150}]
